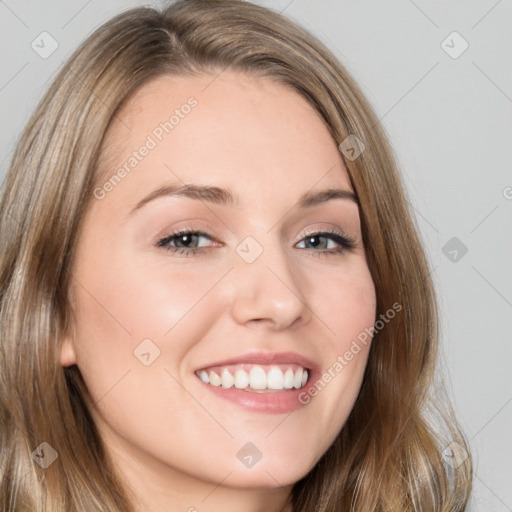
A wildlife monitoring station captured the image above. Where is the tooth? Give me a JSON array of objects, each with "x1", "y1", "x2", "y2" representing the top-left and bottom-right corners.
[
  {"x1": 283, "y1": 368, "x2": 295, "y2": 389},
  {"x1": 202, "y1": 365, "x2": 309, "y2": 390},
  {"x1": 249, "y1": 366, "x2": 267, "y2": 389},
  {"x1": 234, "y1": 369, "x2": 249, "y2": 389},
  {"x1": 208, "y1": 371, "x2": 221, "y2": 386},
  {"x1": 267, "y1": 366, "x2": 284, "y2": 390},
  {"x1": 293, "y1": 367, "x2": 304, "y2": 389},
  {"x1": 221, "y1": 368, "x2": 234, "y2": 388}
]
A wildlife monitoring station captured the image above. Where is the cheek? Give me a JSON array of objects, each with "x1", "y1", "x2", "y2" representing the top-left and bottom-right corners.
[
  {"x1": 303, "y1": 261, "x2": 376, "y2": 429},
  {"x1": 70, "y1": 246, "x2": 229, "y2": 384},
  {"x1": 314, "y1": 260, "x2": 376, "y2": 346}
]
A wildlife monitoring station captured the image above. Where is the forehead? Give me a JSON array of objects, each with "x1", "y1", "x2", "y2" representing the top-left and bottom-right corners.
[{"x1": 96, "y1": 71, "x2": 353, "y2": 203}]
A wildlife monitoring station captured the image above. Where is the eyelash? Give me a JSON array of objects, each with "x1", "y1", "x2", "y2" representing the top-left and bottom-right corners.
[{"x1": 156, "y1": 226, "x2": 356, "y2": 258}]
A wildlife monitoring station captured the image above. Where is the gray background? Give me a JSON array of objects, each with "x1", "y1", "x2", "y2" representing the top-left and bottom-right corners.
[{"x1": 1, "y1": 1, "x2": 511, "y2": 510}]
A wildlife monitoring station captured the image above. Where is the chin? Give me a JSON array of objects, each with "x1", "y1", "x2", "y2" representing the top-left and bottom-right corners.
[{"x1": 221, "y1": 456, "x2": 316, "y2": 489}]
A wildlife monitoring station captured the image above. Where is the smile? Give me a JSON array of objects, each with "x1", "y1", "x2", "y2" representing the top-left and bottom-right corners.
[{"x1": 195, "y1": 363, "x2": 309, "y2": 392}]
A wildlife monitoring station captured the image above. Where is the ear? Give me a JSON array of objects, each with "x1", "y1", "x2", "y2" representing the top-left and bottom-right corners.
[
  {"x1": 59, "y1": 327, "x2": 77, "y2": 367},
  {"x1": 60, "y1": 282, "x2": 78, "y2": 367},
  {"x1": 59, "y1": 333, "x2": 77, "y2": 367}
]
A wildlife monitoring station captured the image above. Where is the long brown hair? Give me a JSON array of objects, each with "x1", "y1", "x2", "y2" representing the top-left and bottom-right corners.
[{"x1": 0, "y1": 1, "x2": 472, "y2": 510}]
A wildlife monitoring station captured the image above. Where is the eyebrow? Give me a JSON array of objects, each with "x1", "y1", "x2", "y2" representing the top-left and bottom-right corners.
[{"x1": 130, "y1": 182, "x2": 358, "y2": 214}]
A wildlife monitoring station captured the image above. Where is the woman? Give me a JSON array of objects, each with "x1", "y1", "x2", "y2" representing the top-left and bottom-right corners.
[{"x1": 0, "y1": 1, "x2": 472, "y2": 510}]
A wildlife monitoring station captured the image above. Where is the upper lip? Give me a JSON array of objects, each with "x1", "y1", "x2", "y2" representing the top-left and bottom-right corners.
[{"x1": 195, "y1": 351, "x2": 320, "y2": 374}]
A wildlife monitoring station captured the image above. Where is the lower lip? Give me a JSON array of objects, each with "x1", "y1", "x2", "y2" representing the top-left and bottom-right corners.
[{"x1": 196, "y1": 371, "x2": 317, "y2": 414}]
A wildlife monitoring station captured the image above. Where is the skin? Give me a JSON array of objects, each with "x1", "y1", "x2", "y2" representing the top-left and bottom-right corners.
[{"x1": 61, "y1": 71, "x2": 377, "y2": 512}]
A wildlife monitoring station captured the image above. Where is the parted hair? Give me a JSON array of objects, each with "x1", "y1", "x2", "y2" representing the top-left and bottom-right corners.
[{"x1": 0, "y1": 1, "x2": 472, "y2": 510}]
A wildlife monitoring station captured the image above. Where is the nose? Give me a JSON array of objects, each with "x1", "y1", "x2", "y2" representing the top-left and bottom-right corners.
[{"x1": 229, "y1": 241, "x2": 312, "y2": 331}]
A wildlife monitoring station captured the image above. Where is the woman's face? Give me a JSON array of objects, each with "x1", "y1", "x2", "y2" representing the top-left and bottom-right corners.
[{"x1": 61, "y1": 71, "x2": 376, "y2": 503}]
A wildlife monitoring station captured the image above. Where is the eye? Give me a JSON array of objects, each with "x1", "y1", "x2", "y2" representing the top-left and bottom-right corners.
[
  {"x1": 295, "y1": 230, "x2": 356, "y2": 256},
  {"x1": 156, "y1": 227, "x2": 356, "y2": 258},
  {"x1": 156, "y1": 228, "x2": 217, "y2": 257}
]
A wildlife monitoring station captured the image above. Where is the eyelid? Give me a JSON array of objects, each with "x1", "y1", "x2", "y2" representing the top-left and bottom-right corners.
[
  {"x1": 298, "y1": 226, "x2": 351, "y2": 241},
  {"x1": 293, "y1": 223, "x2": 356, "y2": 245},
  {"x1": 154, "y1": 221, "x2": 221, "y2": 245}
]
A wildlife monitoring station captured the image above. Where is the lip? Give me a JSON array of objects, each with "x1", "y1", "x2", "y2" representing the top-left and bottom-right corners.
[
  {"x1": 194, "y1": 351, "x2": 321, "y2": 414},
  {"x1": 195, "y1": 351, "x2": 320, "y2": 373}
]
